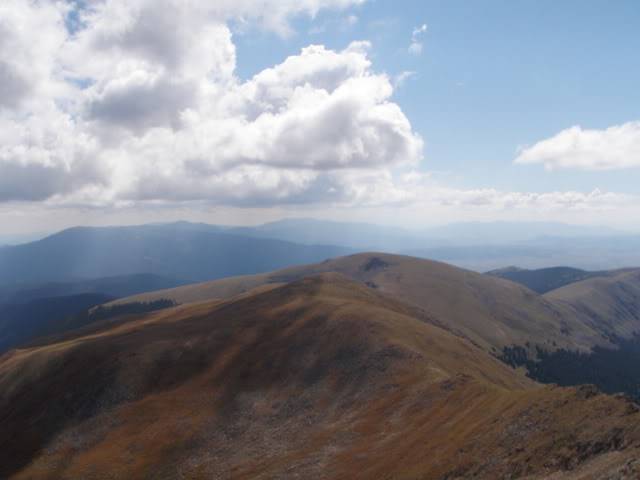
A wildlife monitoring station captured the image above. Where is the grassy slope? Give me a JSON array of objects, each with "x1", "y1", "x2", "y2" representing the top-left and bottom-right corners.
[
  {"x1": 109, "y1": 253, "x2": 611, "y2": 353},
  {"x1": 546, "y1": 269, "x2": 640, "y2": 340},
  {"x1": 1, "y1": 274, "x2": 639, "y2": 479}
]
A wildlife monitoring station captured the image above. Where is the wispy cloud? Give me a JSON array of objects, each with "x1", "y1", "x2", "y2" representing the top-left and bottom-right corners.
[
  {"x1": 393, "y1": 71, "x2": 416, "y2": 88},
  {"x1": 309, "y1": 13, "x2": 359, "y2": 35},
  {"x1": 408, "y1": 23, "x2": 427, "y2": 55}
]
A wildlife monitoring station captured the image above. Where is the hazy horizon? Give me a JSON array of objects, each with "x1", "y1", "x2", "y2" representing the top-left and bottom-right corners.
[
  {"x1": 1, "y1": 0, "x2": 639, "y2": 236},
  {"x1": 3, "y1": 217, "x2": 640, "y2": 244}
]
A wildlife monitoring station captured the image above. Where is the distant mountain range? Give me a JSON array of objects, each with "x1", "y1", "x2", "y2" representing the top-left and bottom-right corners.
[
  {"x1": 227, "y1": 218, "x2": 626, "y2": 248},
  {"x1": 176, "y1": 218, "x2": 640, "y2": 270},
  {"x1": 0, "y1": 223, "x2": 351, "y2": 286},
  {"x1": 225, "y1": 218, "x2": 428, "y2": 250},
  {"x1": 4, "y1": 219, "x2": 640, "y2": 274}
]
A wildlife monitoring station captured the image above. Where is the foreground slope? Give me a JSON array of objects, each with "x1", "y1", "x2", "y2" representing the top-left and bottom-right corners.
[
  {"x1": 2, "y1": 274, "x2": 640, "y2": 479},
  {"x1": 114, "y1": 253, "x2": 612, "y2": 353}
]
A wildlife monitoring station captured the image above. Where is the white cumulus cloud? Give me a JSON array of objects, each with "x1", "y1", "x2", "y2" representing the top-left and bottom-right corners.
[
  {"x1": 0, "y1": 0, "x2": 425, "y2": 207},
  {"x1": 515, "y1": 122, "x2": 640, "y2": 171}
]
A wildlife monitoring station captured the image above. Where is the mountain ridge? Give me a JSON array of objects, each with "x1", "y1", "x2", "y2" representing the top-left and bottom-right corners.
[
  {"x1": 2, "y1": 272, "x2": 640, "y2": 479},
  {"x1": 110, "y1": 252, "x2": 624, "y2": 353}
]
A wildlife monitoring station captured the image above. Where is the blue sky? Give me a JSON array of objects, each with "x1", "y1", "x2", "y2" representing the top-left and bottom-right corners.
[
  {"x1": 0, "y1": 0, "x2": 639, "y2": 234},
  {"x1": 235, "y1": 0, "x2": 640, "y2": 194}
]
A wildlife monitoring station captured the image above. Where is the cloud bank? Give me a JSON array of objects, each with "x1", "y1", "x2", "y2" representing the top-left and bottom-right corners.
[{"x1": 0, "y1": 0, "x2": 423, "y2": 206}]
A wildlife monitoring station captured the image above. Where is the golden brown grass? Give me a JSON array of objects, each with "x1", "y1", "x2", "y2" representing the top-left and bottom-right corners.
[
  {"x1": 2, "y1": 273, "x2": 640, "y2": 479},
  {"x1": 111, "y1": 253, "x2": 617, "y2": 352}
]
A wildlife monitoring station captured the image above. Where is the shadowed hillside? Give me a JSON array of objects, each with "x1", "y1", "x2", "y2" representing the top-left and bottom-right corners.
[
  {"x1": 0, "y1": 273, "x2": 183, "y2": 305},
  {"x1": 0, "y1": 293, "x2": 115, "y2": 354},
  {"x1": 0, "y1": 273, "x2": 186, "y2": 354},
  {"x1": 487, "y1": 266, "x2": 608, "y2": 294},
  {"x1": 546, "y1": 269, "x2": 640, "y2": 339}
]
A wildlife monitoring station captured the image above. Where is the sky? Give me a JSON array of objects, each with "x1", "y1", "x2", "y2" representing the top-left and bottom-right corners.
[{"x1": 0, "y1": 0, "x2": 639, "y2": 235}]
